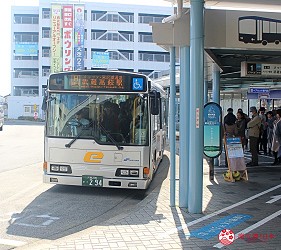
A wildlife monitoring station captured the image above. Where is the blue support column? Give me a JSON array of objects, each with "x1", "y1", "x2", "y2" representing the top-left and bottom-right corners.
[
  {"x1": 212, "y1": 64, "x2": 220, "y2": 104},
  {"x1": 169, "y1": 46, "x2": 176, "y2": 207},
  {"x1": 188, "y1": 0, "x2": 204, "y2": 213},
  {"x1": 212, "y1": 64, "x2": 220, "y2": 167},
  {"x1": 179, "y1": 46, "x2": 190, "y2": 208}
]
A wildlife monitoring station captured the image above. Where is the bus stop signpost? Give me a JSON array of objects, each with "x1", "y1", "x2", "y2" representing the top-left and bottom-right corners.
[{"x1": 203, "y1": 102, "x2": 222, "y2": 181}]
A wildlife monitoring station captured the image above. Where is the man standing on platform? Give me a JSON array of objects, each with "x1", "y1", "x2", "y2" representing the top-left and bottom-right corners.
[{"x1": 246, "y1": 106, "x2": 261, "y2": 166}]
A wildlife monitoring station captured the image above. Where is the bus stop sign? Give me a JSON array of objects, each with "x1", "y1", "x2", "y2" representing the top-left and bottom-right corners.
[{"x1": 203, "y1": 102, "x2": 222, "y2": 158}]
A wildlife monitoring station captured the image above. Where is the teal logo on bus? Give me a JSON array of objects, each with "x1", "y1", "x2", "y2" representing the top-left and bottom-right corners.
[{"x1": 132, "y1": 78, "x2": 144, "y2": 91}]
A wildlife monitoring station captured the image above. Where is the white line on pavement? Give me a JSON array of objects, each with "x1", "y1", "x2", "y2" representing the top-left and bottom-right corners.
[
  {"x1": 213, "y1": 209, "x2": 281, "y2": 248},
  {"x1": 0, "y1": 238, "x2": 26, "y2": 247},
  {"x1": 161, "y1": 183, "x2": 281, "y2": 237}
]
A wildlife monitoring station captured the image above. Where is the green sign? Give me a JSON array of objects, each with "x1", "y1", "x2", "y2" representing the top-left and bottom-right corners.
[{"x1": 204, "y1": 102, "x2": 222, "y2": 158}]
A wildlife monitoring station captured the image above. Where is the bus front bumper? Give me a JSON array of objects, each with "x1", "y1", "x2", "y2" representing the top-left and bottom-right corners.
[{"x1": 43, "y1": 174, "x2": 150, "y2": 190}]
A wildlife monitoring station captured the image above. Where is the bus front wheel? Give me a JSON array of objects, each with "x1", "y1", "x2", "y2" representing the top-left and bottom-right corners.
[
  {"x1": 262, "y1": 40, "x2": 268, "y2": 46},
  {"x1": 275, "y1": 40, "x2": 280, "y2": 45}
]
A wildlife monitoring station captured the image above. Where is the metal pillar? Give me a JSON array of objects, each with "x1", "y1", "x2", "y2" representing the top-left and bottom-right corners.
[
  {"x1": 179, "y1": 46, "x2": 190, "y2": 208},
  {"x1": 212, "y1": 64, "x2": 220, "y2": 167},
  {"x1": 212, "y1": 64, "x2": 220, "y2": 104},
  {"x1": 188, "y1": 0, "x2": 204, "y2": 213},
  {"x1": 169, "y1": 46, "x2": 176, "y2": 207}
]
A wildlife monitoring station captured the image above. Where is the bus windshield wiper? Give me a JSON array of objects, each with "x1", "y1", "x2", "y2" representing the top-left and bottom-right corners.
[
  {"x1": 97, "y1": 123, "x2": 123, "y2": 151},
  {"x1": 65, "y1": 126, "x2": 90, "y2": 148}
]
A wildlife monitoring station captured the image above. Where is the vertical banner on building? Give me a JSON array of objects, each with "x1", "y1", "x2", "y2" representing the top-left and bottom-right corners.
[
  {"x1": 51, "y1": 5, "x2": 62, "y2": 73},
  {"x1": 62, "y1": 5, "x2": 74, "y2": 71},
  {"x1": 74, "y1": 5, "x2": 85, "y2": 70}
]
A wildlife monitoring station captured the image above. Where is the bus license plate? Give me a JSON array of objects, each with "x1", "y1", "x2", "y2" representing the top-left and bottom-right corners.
[{"x1": 82, "y1": 176, "x2": 103, "y2": 187}]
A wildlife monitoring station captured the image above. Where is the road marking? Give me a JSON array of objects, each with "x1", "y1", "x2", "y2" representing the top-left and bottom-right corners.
[
  {"x1": 213, "y1": 209, "x2": 281, "y2": 248},
  {"x1": 14, "y1": 214, "x2": 60, "y2": 228},
  {"x1": 0, "y1": 238, "x2": 26, "y2": 247},
  {"x1": 161, "y1": 183, "x2": 281, "y2": 237},
  {"x1": 266, "y1": 194, "x2": 281, "y2": 204},
  {"x1": 187, "y1": 214, "x2": 252, "y2": 240}
]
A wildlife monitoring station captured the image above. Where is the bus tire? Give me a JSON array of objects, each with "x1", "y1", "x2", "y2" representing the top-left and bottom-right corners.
[
  {"x1": 275, "y1": 40, "x2": 280, "y2": 45},
  {"x1": 262, "y1": 40, "x2": 268, "y2": 46}
]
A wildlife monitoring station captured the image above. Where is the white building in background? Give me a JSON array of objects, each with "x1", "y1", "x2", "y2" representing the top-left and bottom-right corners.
[{"x1": 9, "y1": 0, "x2": 172, "y2": 119}]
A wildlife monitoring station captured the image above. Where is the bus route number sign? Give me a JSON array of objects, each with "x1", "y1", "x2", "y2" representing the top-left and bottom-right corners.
[{"x1": 82, "y1": 175, "x2": 103, "y2": 187}]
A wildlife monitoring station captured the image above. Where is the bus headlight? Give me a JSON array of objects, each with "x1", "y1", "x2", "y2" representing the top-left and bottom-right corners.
[
  {"x1": 120, "y1": 169, "x2": 130, "y2": 176},
  {"x1": 116, "y1": 168, "x2": 139, "y2": 177},
  {"x1": 50, "y1": 165, "x2": 60, "y2": 172},
  {"x1": 50, "y1": 164, "x2": 72, "y2": 173},
  {"x1": 59, "y1": 166, "x2": 69, "y2": 173},
  {"x1": 129, "y1": 170, "x2": 139, "y2": 176}
]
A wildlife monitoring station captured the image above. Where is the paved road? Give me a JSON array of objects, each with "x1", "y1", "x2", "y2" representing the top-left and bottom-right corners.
[{"x1": 0, "y1": 121, "x2": 169, "y2": 249}]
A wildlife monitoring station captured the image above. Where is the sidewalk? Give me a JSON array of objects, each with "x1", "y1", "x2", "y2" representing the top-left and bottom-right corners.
[{"x1": 18, "y1": 151, "x2": 281, "y2": 250}]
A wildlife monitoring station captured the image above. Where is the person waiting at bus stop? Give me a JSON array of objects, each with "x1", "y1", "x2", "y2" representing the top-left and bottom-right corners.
[
  {"x1": 271, "y1": 109, "x2": 281, "y2": 165},
  {"x1": 223, "y1": 108, "x2": 238, "y2": 137},
  {"x1": 246, "y1": 106, "x2": 261, "y2": 167},
  {"x1": 223, "y1": 108, "x2": 238, "y2": 167}
]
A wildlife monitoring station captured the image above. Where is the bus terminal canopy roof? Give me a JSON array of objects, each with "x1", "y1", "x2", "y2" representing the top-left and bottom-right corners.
[
  {"x1": 163, "y1": 0, "x2": 281, "y2": 12},
  {"x1": 153, "y1": 0, "x2": 281, "y2": 91}
]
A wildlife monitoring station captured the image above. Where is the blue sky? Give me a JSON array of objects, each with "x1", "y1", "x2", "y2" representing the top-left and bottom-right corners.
[{"x1": 0, "y1": 0, "x2": 172, "y2": 96}]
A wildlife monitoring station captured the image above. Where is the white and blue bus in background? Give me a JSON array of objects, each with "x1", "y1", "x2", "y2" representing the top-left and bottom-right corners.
[{"x1": 43, "y1": 70, "x2": 167, "y2": 189}]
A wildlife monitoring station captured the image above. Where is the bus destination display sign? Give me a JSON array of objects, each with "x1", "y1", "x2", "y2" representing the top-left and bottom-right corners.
[{"x1": 49, "y1": 72, "x2": 147, "y2": 92}]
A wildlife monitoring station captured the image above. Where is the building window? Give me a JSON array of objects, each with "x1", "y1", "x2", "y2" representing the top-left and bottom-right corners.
[
  {"x1": 14, "y1": 68, "x2": 39, "y2": 78},
  {"x1": 91, "y1": 11, "x2": 106, "y2": 21},
  {"x1": 138, "y1": 13, "x2": 169, "y2": 24},
  {"x1": 24, "y1": 105, "x2": 32, "y2": 114},
  {"x1": 84, "y1": 48, "x2": 87, "y2": 59},
  {"x1": 14, "y1": 87, "x2": 39, "y2": 97},
  {"x1": 42, "y1": 27, "x2": 51, "y2": 38},
  {"x1": 91, "y1": 29, "x2": 106, "y2": 40},
  {"x1": 84, "y1": 29, "x2": 87, "y2": 40},
  {"x1": 14, "y1": 32, "x2": 39, "y2": 43},
  {"x1": 119, "y1": 31, "x2": 134, "y2": 42},
  {"x1": 138, "y1": 70, "x2": 160, "y2": 79},
  {"x1": 138, "y1": 32, "x2": 153, "y2": 43},
  {"x1": 109, "y1": 50, "x2": 134, "y2": 61},
  {"x1": 42, "y1": 47, "x2": 50, "y2": 57},
  {"x1": 42, "y1": 8, "x2": 50, "y2": 19},
  {"x1": 139, "y1": 51, "x2": 170, "y2": 62},
  {"x1": 84, "y1": 10, "x2": 87, "y2": 21},
  {"x1": 14, "y1": 53, "x2": 38, "y2": 60},
  {"x1": 91, "y1": 11, "x2": 134, "y2": 23},
  {"x1": 42, "y1": 66, "x2": 50, "y2": 77},
  {"x1": 14, "y1": 14, "x2": 39, "y2": 24},
  {"x1": 92, "y1": 30, "x2": 134, "y2": 42}
]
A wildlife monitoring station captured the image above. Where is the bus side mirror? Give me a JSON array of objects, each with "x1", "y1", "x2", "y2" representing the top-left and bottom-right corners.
[{"x1": 150, "y1": 91, "x2": 160, "y2": 115}]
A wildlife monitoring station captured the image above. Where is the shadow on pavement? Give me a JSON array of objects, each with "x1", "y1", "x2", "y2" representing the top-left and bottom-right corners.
[{"x1": 6, "y1": 155, "x2": 170, "y2": 241}]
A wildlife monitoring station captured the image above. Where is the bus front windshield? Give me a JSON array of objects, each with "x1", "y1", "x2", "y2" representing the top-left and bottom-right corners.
[{"x1": 46, "y1": 93, "x2": 149, "y2": 146}]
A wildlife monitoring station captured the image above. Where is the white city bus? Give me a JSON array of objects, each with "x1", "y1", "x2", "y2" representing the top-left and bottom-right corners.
[
  {"x1": 0, "y1": 96, "x2": 5, "y2": 131},
  {"x1": 43, "y1": 70, "x2": 167, "y2": 189}
]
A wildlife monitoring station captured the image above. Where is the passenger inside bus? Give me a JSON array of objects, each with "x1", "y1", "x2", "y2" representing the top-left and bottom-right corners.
[
  {"x1": 69, "y1": 109, "x2": 90, "y2": 136},
  {"x1": 99, "y1": 101, "x2": 125, "y2": 142}
]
